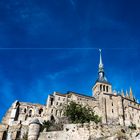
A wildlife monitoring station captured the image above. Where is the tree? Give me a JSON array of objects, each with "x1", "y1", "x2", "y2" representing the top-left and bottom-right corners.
[
  {"x1": 41, "y1": 120, "x2": 52, "y2": 132},
  {"x1": 64, "y1": 101, "x2": 101, "y2": 124}
]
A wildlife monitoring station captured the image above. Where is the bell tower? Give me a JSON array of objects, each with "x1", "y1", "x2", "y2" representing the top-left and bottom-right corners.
[{"x1": 92, "y1": 49, "x2": 112, "y2": 97}]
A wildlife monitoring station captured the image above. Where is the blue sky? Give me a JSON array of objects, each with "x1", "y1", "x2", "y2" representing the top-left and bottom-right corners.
[{"x1": 0, "y1": 0, "x2": 140, "y2": 120}]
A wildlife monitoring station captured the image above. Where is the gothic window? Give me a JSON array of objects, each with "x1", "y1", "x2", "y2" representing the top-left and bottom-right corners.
[
  {"x1": 60, "y1": 103, "x2": 62, "y2": 106},
  {"x1": 63, "y1": 98, "x2": 65, "y2": 101},
  {"x1": 58, "y1": 97, "x2": 60, "y2": 100},
  {"x1": 103, "y1": 85, "x2": 105, "y2": 91},
  {"x1": 28, "y1": 110, "x2": 32, "y2": 117},
  {"x1": 100, "y1": 85, "x2": 102, "y2": 91},
  {"x1": 106, "y1": 86, "x2": 108, "y2": 92},
  {"x1": 39, "y1": 109, "x2": 43, "y2": 115},
  {"x1": 24, "y1": 108, "x2": 26, "y2": 113},
  {"x1": 50, "y1": 97, "x2": 54, "y2": 105},
  {"x1": 112, "y1": 109, "x2": 114, "y2": 113},
  {"x1": 51, "y1": 109, "x2": 53, "y2": 113},
  {"x1": 50, "y1": 115, "x2": 55, "y2": 122},
  {"x1": 56, "y1": 102, "x2": 58, "y2": 105},
  {"x1": 112, "y1": 102, "x2": 113, "y2": 106}
]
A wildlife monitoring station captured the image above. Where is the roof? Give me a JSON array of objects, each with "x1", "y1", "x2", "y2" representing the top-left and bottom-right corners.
[
  {"x1": 52, "y1": 91, "x2": 96, "y2": 100},
  {"x1": 95, "y1": 78, "x2": 111, "y2": 85},
  {"x1": 67, "y1": 91, "x2": 96, "y2": 100}
]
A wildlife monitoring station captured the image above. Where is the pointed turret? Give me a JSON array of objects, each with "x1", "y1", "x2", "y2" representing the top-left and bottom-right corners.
[
  {"x1": 126, "y1": 90, "x2": 129, "y2": 98},
  {"x1": 121, "y1": 90, "x2": 125, "y2": 97},
  {"x1": 92, "y1": 49, "x2": 112, "y2": 97},
  {"x1": 96, "y1": 49, "x2": 108, "y2": 84},
  {"x1": 129, "y1": 87, "x2": 134, "y2": 100},
  {"x1": 99, "y1": 49, "x2": 104, "y2": 72}
]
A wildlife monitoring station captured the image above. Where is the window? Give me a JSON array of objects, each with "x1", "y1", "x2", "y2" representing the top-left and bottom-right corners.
[
  {"x1": 28, "y1": 110, "x2": 32, "y2": 117},
  {"x1": 56, "y1": 102, "x2": 58, "y2": 105},
  {"x1": 39, "y1": 109, "x2": 43, "y2": 115},
  {"x1": 103, "y1": 85, "x2": 105, "y2": 91},
  {"x1": 60, "y1": 103, "x2": 62, "y2": 106},
  {"x1": 63, "y1": 98, "x2": 65, "y2": 101},
  {"x1": 112, "y1": 102, "x2": 113, "y2": 106},
  {"x1": 24, "y1": 108, "x2": 26, "y2": 113},
  {"x1": 106, "y1": 86, "x2": 108, "y2": 92},
  {"x1": 51, "y1": 109, "x2": 53, "y2": 113},
  {"x1": 110, "y1": 96, "x2": 112, "y2": 100},
  {"x1": 100, "y1": 85, "x2": 102, "y2": 91},
  {"x1": 50, "y1": 97, "x2": 54, "y2": 105},
  {"x1": 112, "y1": 109, "x2": 114, "y2": 113},
  {"x1": 58, "y1": 97, "x2": 60, "y2": 100}
]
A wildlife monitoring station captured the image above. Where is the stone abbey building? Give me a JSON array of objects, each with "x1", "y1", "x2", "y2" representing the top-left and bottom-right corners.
[{"x1": 0, "y1": 50, "x2": 140, "y2": 140}]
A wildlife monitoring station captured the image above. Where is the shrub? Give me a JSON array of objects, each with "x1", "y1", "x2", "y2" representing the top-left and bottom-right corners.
[
  {"x1": 40, "y1": 120, "x2": 52, "y2": 132},
  {"x1": 64, "y1": 101, "x2": 101, "y2": 124},
  {"x1": 128, "y1": 123, "x2": 136, "y2": 130}
]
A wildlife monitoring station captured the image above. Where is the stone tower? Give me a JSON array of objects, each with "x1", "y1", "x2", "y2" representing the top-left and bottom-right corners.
[{"x1": 92, "y1": 49, "x2": 112, "y2": 97}]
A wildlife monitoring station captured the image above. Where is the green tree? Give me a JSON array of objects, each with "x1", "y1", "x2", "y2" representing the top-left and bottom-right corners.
[
  {"x1": 64, "y1": 101, "x2": 101, "y2": 124},
  {"x1": 41, "y1": 120, "x2": 52, "y2": 132}
]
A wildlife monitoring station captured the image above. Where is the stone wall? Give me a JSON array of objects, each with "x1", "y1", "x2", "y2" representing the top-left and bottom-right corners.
[{"x1": 38, "y1": 122, "x2": 140, "y2": 140}]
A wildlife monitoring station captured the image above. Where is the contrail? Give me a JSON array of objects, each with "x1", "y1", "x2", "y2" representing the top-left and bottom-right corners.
[{"x1": 0, "y1": 47, "x2": 137, "y2": 50}]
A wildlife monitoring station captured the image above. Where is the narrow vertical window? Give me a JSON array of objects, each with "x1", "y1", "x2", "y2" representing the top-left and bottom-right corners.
[
  {"x1": 100, "y1": 85, "x2": 102, "y2": 91},
  {"x1": 103, "y1": 85, "x2": 105, "y2": 91},
  {"x1": 106, "y1": 86, "x2": 108, "y2": 92}
]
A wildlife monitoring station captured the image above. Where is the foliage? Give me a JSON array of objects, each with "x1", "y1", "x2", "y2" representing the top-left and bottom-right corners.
[
  {"x1": 128, "y1": 123, "x2": 136, "y2": 130},
  {"x1": 40, "y1": 120, "x2": 52, "y2": 132},
  {"x1": 64, "y1": 101, "x2": 101, "y2": 124}
]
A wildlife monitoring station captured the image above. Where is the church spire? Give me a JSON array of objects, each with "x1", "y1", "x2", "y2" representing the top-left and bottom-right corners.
[
  {"x1": 99, "y1": 49, "x2": 104, "y2": 72},
  {"x1": 129, "y1": 87, "x2": 134, "y2": 100},
  {"x1": 96, "y1": 49, "x2": 108, "y2": 84}
]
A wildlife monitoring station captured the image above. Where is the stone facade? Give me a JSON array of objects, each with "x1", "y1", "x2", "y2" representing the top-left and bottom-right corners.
[{"x1": 0, "y1": 50, "x2": 140, "y2": 140}]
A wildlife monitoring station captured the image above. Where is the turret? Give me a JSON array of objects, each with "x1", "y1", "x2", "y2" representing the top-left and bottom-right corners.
[
  {"x1": 92, "y1": 49, "x2": 112, "y2": 97},
  {"x1": 28, "y1": 118, "x2": 41, "y2": 140}
]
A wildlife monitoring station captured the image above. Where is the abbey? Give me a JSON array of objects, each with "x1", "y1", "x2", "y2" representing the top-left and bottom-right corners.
[{"x1": 0, "y1": 50, "x2": 140, "y2": 140}]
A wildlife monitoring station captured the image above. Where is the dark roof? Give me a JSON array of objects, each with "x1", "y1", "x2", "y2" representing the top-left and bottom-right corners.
[
  {"x1": 95, "y1": 79, "x2": 111, "y2": 85},
  {"x1": 67, "y1": 91, "x2": 96, "y2": 100}
]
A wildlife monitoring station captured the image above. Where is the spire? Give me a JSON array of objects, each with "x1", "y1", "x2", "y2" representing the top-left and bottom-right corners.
[
  {"x1": 129, "y1": 87, "x2": 134, "y2": 100},
  {"x1": 99, "y1": 49, "x2": 104, "y2": 72},
  {"x1": 121, "y1": 89, "x2": 125, "y2": 97},
  {"x1": 96, "y1": 49, "x2": 109, "y2": 84},
  {"x1": 126, "y1": 90, "x2": 129, "y2": 98}
]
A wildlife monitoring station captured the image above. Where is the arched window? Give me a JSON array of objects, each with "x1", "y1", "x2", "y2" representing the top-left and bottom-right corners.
[
  {"x1": 100, "y1": 85, "x2": 102, "y2": 91},
  {"x1": 39, "y1": 108, "x2": 43, "y2": 115},
  {"x1": 103, "y1": 85, "x2": 105, "y2": 91},
  {"x1": 106, "y1": 86, "x2": 109, "y2": 92},
  {"x1": 50, "y1": 115, "x2": 55, "y2": 122},
  {"x1": 28, "y1": 110, "x2": 32, "y2": 117},
  {"x1": 24, "y1": 108, "x2": 26, "y2": 113}
]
